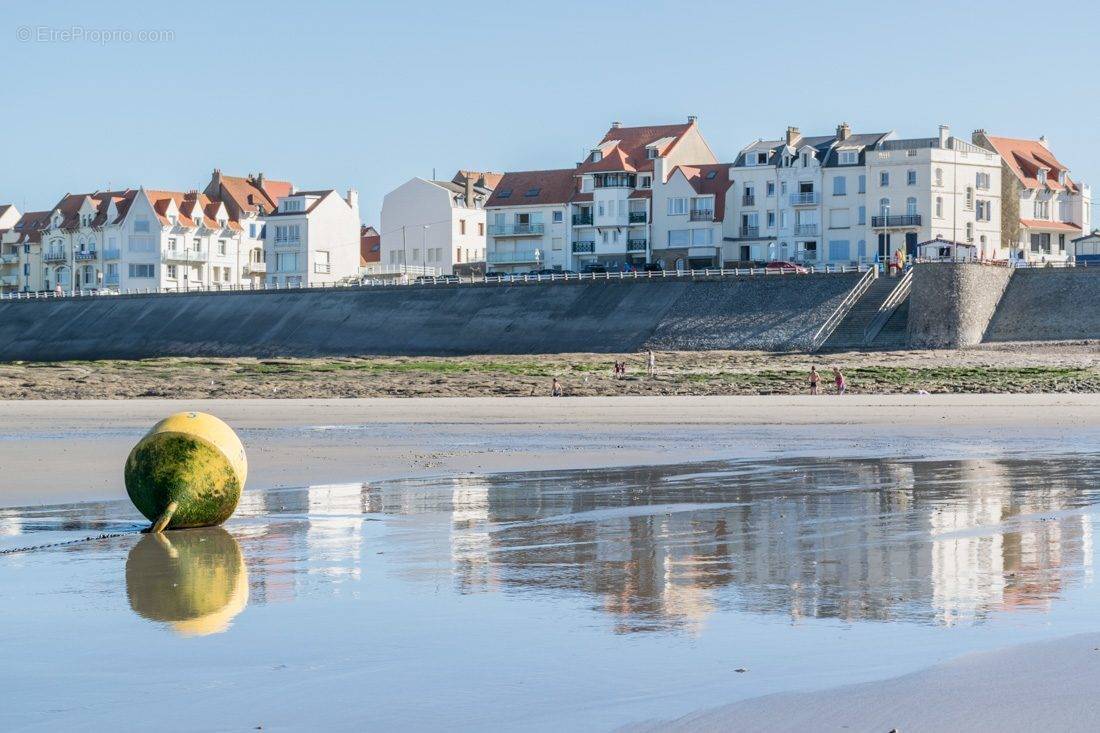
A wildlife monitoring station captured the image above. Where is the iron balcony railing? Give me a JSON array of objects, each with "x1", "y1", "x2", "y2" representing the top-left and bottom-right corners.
[
  {"x1": 43, "y1": 251, "x2": 66, "y2": 262},
  {"x1": 627, "y1": 239, "x2": 647, "y2": 251},
  {"x1": 0, "y1": 253, "x2": 19, "y2": 264},
  {"x1": 313, "y1": 262, "x2": 331, "y2": 274},
  {"x1": 572, "y1": 240, "x2": 595, "y2": 254},
  {"x1": 572, "y1": 213, "x2": 593, "y2": 225},
  {"x1": 740, "y1": 226, "x2": 759, "y2": 238},
  {"x1": 74, "y1": 251, "x2": 97, "y2": 261},
  {"x1": 742, "y1": 194, "x2": 755, "y2": 206},
  {"x1": 794, "y1": 224, "x2": 819, "y2": 236},
  {"x1": 628, "y1": 211, "x2": 647, "y2": 223},
  {"x1": 689, "y1": 209, "x2": 714, "y2": 221},
  {"x1": 791, "y1": 192, "x2": 819, "y2": 205},
  {"x1": 488, "y1": 223, "x2": 545, "y2": 237},
  {"x1": 871, "y1": 214, "x2": 922, "y2": 227}
]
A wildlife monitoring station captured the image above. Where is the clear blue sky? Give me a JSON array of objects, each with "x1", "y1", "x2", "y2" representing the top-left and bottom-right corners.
[{"x1": 2, "y1": 0, "x2": 1097, "y2": 225}]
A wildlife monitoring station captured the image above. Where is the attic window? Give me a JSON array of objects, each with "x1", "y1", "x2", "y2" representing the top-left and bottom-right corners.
[
  {"x1": 646, "y1": 148, "x2": 657, "y2": 159},
  {"x1": 497, "y1": 189, "x2": 512, "y2": 199},
  {"x1": 524, "y1": 188, "x2": 540, "y2": 197},
  {"x1": 591, "y1": 151, "x2": 602, "y2": 163},
  {"x1": 838, "y1": 150, "x2": 858, "y2": 165},
  {"x1": 756, "y1": 152, "x2": 768, "y2": 165},
  {"x1": 705, "y1": 170, "x2": 717, "y2": 180}
]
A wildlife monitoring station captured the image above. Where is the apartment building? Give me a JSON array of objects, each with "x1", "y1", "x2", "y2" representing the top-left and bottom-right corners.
[
  {"x1": 263, "y1": 189, "x2": 361, "y2": 286},
  {"x1": 725, "y1": 124, "x2": 1002, "y2": 266},
  {"x1": 972, "y1": 132, "x2": 1091, "y2": 262},
  {"x1": 204, "y1": 170, "x2": 293, "y2": 285},
  {"x1": 483, "y1": 169, "x2": 576, "y2": 273},
  {"x1": 570, "y1": 118, "x2": 718, "y2": 270},
  {"x1": 380, "y1": 171, "x2": 498, "y2": 276},
  {"x1": 650, "y1": 162, "x2": 733, "y2": 269},
  {"x1": 0, "y1": 205, "x2": 22, "y2": 292}
]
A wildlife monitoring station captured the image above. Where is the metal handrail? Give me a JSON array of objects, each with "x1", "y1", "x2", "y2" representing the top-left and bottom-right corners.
[
  {"x1": 863, "y1": 268, "x2": 912, "y2": 345},
  {"x1": 809, "y1": 265, "x2": 878, "y2": 352}
]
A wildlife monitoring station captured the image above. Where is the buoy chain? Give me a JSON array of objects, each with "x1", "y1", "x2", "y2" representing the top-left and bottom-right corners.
[{"x1": 0, "y1": 531, "x2": 134, "y2": 556}]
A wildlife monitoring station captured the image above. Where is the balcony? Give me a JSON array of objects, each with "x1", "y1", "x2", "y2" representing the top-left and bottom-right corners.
[
  {"x1": 314, "y1": 262, "x2": 331, "y2": 274},
  {"x1": 1, "y1": 275, "x2": 18, "y2": 287},
  {"x1": 742, "y1": 194, "x2": 755, "y2": 206},
  {"x1": 572, "y1": 213, "x2": 593, "y2": 226},
  {"x1": 794, "y1": 224, "x2": 819, "y2": 236},
  {"x1": 871, "y1": 214, "x2": 922, "y2": 228},
  {"x1": 572, "y1": 240, "x2": 595, "y2": 254},
  {"x1": 740, "y1": 226, "x2": 759, "y2": 238},
  {"x1": 487, "y1": 249, "x2": 539, "y2": 264},
  {"x1": 689, "y1": 209, "x2": 714, "y2": 222},
  {"x1": 74, "y1": 250, "x2": 98, "y2": 261},
  {"x1": 791, "y1": 192, "x2": 819, "y2": 205},
  {"x1": 102, "y1": 249, "x2": 121, "y2": 260},
  {"x1": 273, "y1": 237, "x2": 300, "y2": 247},
  {"x1": 488, "y1": 223, "x2": 545, "y2": 237},
  {"x1": 627, "y1": 239, "x2": 647, "y2": 252},
  {"x1": 104, "y1": 273, "x2": 119, "y2": 285},
  {"x1": 0, "y1": 253, "x2": 19, "y2": 265},
  {"x1": 628, "y1": 211, "x2": 647, "y2": 223},
  {"x1": 43, "y1": 251, "x2": 66, "y2": 262},
  {"x1": 245, "y1": 260, "x2": 267, "y2": 274},
  {"x1": 164, "y1": 249, "x2": 209, "y2": 262}
]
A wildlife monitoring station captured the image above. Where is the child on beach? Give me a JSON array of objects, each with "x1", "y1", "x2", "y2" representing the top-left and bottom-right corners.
[
  {"x1": 551, "y1": 378, "x2": 563, "y2": 397},
  {"x1": 832, "y1": 367, "x2": 846, "y2": 395},
  {"x1": 809, "y1": 366, "x2": 820, "y2": 395}
]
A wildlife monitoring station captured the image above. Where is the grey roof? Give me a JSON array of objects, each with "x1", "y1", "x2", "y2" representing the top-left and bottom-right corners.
[
  {"x1": 430, "y1": 180, "x2": 493, "y2": 197},
  {"x1": 733, "y1": 130, "x2": 891, "y2": 167}
]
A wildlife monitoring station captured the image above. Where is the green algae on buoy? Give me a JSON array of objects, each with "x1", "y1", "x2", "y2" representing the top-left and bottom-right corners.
[
  {"x1": 125, "y1": 411, "x2": 248, "y2": 531},
  {"x1": 125, "y1": 527, "x2": 249, "y2": 637}
]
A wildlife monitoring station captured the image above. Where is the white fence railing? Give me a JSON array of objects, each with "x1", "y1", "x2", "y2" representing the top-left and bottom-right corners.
[{"x1": 0, "y1": 264, "x2": 873, "y2": 302}]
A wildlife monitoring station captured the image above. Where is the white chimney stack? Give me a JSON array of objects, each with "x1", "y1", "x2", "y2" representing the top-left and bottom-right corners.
[
  {"x1": 939, "y1": 124, "x2": 951, "y2": 147},
  {"x1": 346, "y1": 189, "x2": 359, "y2": 211}
]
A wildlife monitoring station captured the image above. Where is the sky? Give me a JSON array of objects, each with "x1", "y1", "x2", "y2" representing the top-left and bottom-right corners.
[{"x1": 2, "y1": 0, "x2": 1098, "y2": 227}]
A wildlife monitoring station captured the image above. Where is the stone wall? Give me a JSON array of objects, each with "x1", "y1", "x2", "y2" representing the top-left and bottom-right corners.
[
  {"x1": 985, "y1": 267, "x2": 1100, "y2": 342},
  {"x1": 907, "y1": 263, "x2": 1013, "y2": 348}
]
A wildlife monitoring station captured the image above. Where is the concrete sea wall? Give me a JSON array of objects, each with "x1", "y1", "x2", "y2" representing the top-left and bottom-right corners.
[
  {"x1": 907, "y1": 263, "x2": 1013, "y2": 348},
  {"x1": 0, "y1": 274, "x2": 861, "y2": 361},
  {"x1": 985, "y1": 267, "x2": 1100, "y2": 343}
]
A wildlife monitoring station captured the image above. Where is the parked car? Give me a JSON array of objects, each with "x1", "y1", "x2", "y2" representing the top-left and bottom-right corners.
[
  {"x1": 642, "y1": 263, "x2": 663, "y2": 272},
  {"x1": 582, "y1": 264, "x2": 609, "y2": 274},
  {"x1": 527, "y1": 269, "x2": 561, "y2": 276},
  {"x1": 764, "y1": 261, "x2": 810, "y2": 274}
]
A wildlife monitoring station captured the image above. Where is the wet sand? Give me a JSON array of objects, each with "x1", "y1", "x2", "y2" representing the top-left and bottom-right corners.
[{"x1": 4, "y1": 394, "x2": 1100, "y2": 507}]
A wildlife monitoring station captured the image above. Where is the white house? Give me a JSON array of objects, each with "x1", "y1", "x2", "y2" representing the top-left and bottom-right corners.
[
  {"x1": 380, "y1": 171, "x2": 499, "y2": 276},
  {"x1": 973, "y1": 132, "x2": 1091, "y2": 263},
  {"x1": 0, "y1": 204, "x2": 22, "y2": 292},
  {"x1": 263, "y1": 189, "x2": 361, "y2": 286},
  {"x1": 484, "y1": 169, "x2": 576, "y2": 273},
  {"x1": 724, "y1": 123, "x2": 1003, "y2": 266},
  {"x1": 204, "y1": 170, "x2": 293, "y2": 286},
  {"x1": 650, "y1": 161, "x2": 733, "y2": 270}
]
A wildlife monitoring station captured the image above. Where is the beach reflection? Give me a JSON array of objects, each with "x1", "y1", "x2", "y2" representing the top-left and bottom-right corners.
[{"x1": 125, "y1": 527, "x2": 249, "y2": 637}]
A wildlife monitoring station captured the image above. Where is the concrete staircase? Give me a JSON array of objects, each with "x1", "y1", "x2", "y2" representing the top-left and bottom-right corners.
[
  {"x1": 820, "y1": 275, "x2": 905, "y2": 351},
  {"x1": 869, "y1": 299, "x2": 909, "y2": 348}
]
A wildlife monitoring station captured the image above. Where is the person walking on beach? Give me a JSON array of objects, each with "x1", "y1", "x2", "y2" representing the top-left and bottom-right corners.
[
  {"x1": 551, "y1": 378, "x2": 563, "y2": 397},
  {"x1": 647, "y1": 350, "x2": 656, "y2": 378},
  {"x1": 832, "y1": 366, "x2": 846, "y2": 395},
  {"x1": 809, "y1": 365, "x2": 820, "y2": 395}
]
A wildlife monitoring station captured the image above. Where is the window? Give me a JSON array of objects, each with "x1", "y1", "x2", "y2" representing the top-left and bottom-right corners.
[
  {"x1": 128, "y1": 263, "x2": 154, "y2": 278},
  {"x1": 879, "y1": 198, "x2": 891, "y2": 216},
  {"x1": 907, "y1": 170, "x2": 917, "y2": 186},
  {"x1": 640, "y1": 175, "x2": 652, "y2": 188},
  {"x1": 767, "y1": 210, "x2": 776, "y2": 228},
  {"x1": 935, "y1": 168, "x2": 944, "y2": 187},
  {"x1": 478, "y1": 222, "x2": 485, "y2": 234},
  {"x1": 276, "y1": 252, "x2": 298, "y2": 271},
  {"x1": 249, "y1": 223, "x2": 257, "y2": 238},
  {"x1": 552, "y1": 211, "x2": 563, "y2": 223},
  {"x1": 756, "y1": 152, "x2": 768, "y2": 165},
  {"x1": 833, "y1": 177, "x2": 846, "y2": 196},
  {"x1": 879, "y1": 171, "x2": 889, "y2": 187},
  {"x1": 314, "y1": 250, "x2": 330, "y2": 273},
  {"x1": 552, "y1": 237, "x2": 562, "y2": 251},
  {"x1": 1030, "y1": 233, "x2": 1051, "y2": 254},
  {"x1": 166, "y1": 265, "x2": 178, "y2": 279},
  {"x1": 281, "y1": 199, "x2": 304, "y2": 213},
  {"x1": 496, "y1": 189, "x2": 512, "y2": 199},
  {"x1": 780, "y1": 181, "x2": 788, "y2": 195},
  {"x1": 455, "y1": 247, "x2": 462, "y2": 263},
  {"x1": 966, "y1": 222, "x2": 974, "y2": 242},
  {"x1": 828, "y1": 240, "x2": 851, "y2": 260},
  {"x1": 1034, "y1": 199, "x2": 1049, "y2": 219},
  {"x1": 766, "y1": 181, "x2": 775, "y2": 197},
  {"x1": 976, "y1": 171, "x2": 991, "y2": 190},
  {"x1": 830, "y1": 209, "x2": 850, "y2": 229},
  {"x1": 838, "y1": 150, "x2": 858, "y2": 165},
  {"x1": 668, "y1": 230, "x2": 690, "y2": 246},
  {"x1": 459, "y1": 219, "x2": 466, "y2": 235},
  {"x1": 128, "y1": 236, "x2": 155, "y2": 252},
  {"x1": 801, "y1": 152, "x2": 809, "y2": 166},
  {"x1": 691, "y1": 229, "x2": 713, "y2": 245},
  {"x1": 935, "y1": 196, "x2": 944, "y2": 218},
  {"x1": 965, "y1": 187, "x2": 974, "y2": 209},
  {"x1": 858, "y1": 205, "x2": 866, "y2": 225},
  {"x1": 857, "y1": 239, "x2": 867, "y2": 259},
  {"x1": 274, "y1": 224, "x2": 301, "y2": 243},
  {"x1": 591, "y1": 151, "x2": 602, "y2": 163},
  {"x1": 1059, "y1": 234, "x2": 1066, "y2": 252},
  {"x1": 858, "y1": 175, "x2": 866, "y2": 194},
  {"x1": 646, "y1": 148, "x2": 657, "y2": 159},
  {"x1": 192, "y1": 238, "x2": 201, "y2": 252},
  {"x1": 217, "y1": 240, "x2": 227, "y2": 255},
  {"x1": 667, "y1": 198, "x2": 688, "y2": 215},
  {"x1": 167, "y1": 237, "x2": 178, "y2": 252},
  {"x1": 705, "y1": 171, "x2": 717, "y2": 180},
  {"x1": 907, "y1": 197, "x2": 917, "y2": 216},
  {"x1": 133, "y1": 219, "x2": 150, "y2": 233},
  {"x1": 976, "y1": 200, "x2": 991, "y2": 221},
  {"x1": 524, "y1": 188, "x2": 541, "y2": 198},
  {"x1": 780, "y1": 210, "x2": 788, "y2": 228}
]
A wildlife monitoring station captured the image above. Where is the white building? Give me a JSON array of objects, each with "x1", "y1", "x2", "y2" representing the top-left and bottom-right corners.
[
  {"x1": 263, "y1": 188, "x2": 361, "y2": 286},
  {"x1": 0, "y1": 204, "x2": 22, "y2": 292},
  {"x1": 483, "y1": 169, "x2": 576, "y2": 273},
  {"x1": 380, "y1": 171, "x2": 499, "y2": 276},
  {"x1": 650, "y1": 162, "x2": 733, "y2": 269},
  {"x1": 204, "y1": 170, "x2": 294, "y2": 285},
  {"x1": 973, "y1": 132, "x2": 1091, "y2": 263},
  {"x1": 724, "y1": 123, "x2": 1003, "y2": 266}
]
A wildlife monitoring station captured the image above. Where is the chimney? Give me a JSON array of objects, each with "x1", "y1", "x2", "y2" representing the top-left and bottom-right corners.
[
  {"x1": 346, "y1": 189, "x2": 359, "y2": 211},
  {"x1": 257, "y1": 172, "x2": 264, "y2": 185},
  {"x1": 786, "y1": 126, "x2": 802, "y2": 146},
  {"x1": 687, "y1": 115, "x2": 697, "y2": 124},
  {"x1": 938, "y1": 124, "x2": 950, "y2": 147},
  {"x1": 836, "y1": 122, "x2": 851, "y2": 141},
  {"x1": 611, "y1": 121, "x2": 622, "y2": 129},
  {"x1": 1039, "y1": 135, "x2": 1050, "y2": 149},
  {"x1": 465, "y1": 175, "x2": 474, "y2": 209}
]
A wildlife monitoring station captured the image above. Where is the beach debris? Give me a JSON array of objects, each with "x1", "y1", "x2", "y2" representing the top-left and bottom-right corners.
[{"x1": 125, "y1": 411, "x2": 248, "y2": 531}]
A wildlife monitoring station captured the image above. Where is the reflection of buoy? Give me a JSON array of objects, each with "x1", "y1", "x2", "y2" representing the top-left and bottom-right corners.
[
  {"x1": 126, "y1": 527, "x2": 249, "y2": 637},
  {"x1": 125, "y1": 412, "x2": 247, "y2": 530}
]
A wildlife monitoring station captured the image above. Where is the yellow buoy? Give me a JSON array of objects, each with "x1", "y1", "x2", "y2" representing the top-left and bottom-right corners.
[{"x1": 125, "y1": 411, "x2": 247, "y2": 531}]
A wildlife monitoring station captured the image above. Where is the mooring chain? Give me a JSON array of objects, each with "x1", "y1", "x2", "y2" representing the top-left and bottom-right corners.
[{"x1": 0, "y1": 531, "x2": 135, "y2": 556}]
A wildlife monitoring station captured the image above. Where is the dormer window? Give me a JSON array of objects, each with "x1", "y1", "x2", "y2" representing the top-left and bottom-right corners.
[
  {"x1": 282, "y1": 199, "x2": 304, "y2": 213},
  {"x1": 1059, "y1": 171, "x2": 1067, "y2": 184},
  {"x1": 219, "y1": 218, "x2": 227, "y2": 228},
  {"x1": 801, "y1": 152, "x2": 810, "y2": 166},
  {"x1": 1037, "y1": 169, "x2": 1047, "y2": 184},
  {"x1": 838, "y1": 150, "x2": 858, "y2": 165},
  {"x1": 756, "y1": 152, "x2": 768, "y2": 165},
  {"x1": 591, "y1": 150, "x2": 602, "y2": 163},
  {"x1": 639, "y1": 175, "x2": 652, "y2": 188},
  {"x1": 646, "y1": 148, "x2": 657, "y2": 160}
]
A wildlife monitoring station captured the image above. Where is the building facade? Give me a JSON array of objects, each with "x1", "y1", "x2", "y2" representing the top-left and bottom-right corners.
[
  {"x1": 973, "y1": 132, "x2": 1091, "y2": 263},
  {"x1": 483, "y1": 169, "x2": 575, "y2": 273},
  {"x1": 263, "y1": 189, "x2": 361, "y2": 286},
  {"x1": 380, "y1": 171, "x2": 497, "y2": 276},
  {"x1": 724, "y1": 124, "x2": 1002, "y2": 267},
  {"x1": 204, "y1": 170, "x2": 293, "y2": 286},
  {"x1": 0, "y1": 204, "x2": 22, "y2": 292}
]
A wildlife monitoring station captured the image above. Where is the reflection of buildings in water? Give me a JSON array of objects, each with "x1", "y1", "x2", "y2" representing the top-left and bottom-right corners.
[
  {"x1": 450, "y1": 476, "x2": 496, "y2": 591},
  {"x1": 125, "y1": 527, "x2": 249, "y2": 637},
  {"x1": 304, "y1": 483, "x2": 367, "y2": 582},
  {"x1": 0, "y1": 510, "x2": 23, "y2": 537}
]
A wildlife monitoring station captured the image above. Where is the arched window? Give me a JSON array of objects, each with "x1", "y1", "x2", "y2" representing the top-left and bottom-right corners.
[{"x1": 906, "y1": 197, "x2": 917, "y2": 216}]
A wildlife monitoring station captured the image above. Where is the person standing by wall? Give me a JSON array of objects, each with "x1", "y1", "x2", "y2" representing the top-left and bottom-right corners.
[{"x1": 809, "y1": 365, "x2": 820, "y2": 395}]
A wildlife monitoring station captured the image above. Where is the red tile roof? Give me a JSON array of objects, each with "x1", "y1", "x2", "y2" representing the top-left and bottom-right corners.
[
  {"x1": 486, "y1": 169, "x2": 577, "y2": 207},
  {"x1": 983, "y1": 136, "x2": 1079, "y2": 193},
  {"x1": 452, "y1": 170, "x2": 504, "y2": 191},
  {"x1": 669, "y1": 164, "x2": 734, "y2": 221},
  {"x1": 360, "y1": 225, "x2": 380, "y2": 265},
  {"x1": 206, "y1": 171, "x2": 293, "y2": 216},
  {"x1": 575, "y1": 122, "x2": 695, "y2": 174},
  {"x1": 7, "y1": 210, "x2": 51, "y2": 244},
  {"x1": 1019, "y1": 218, "x2": 1080, "y2": 232},
  {"x1": 48, "y1": 190, "x2": 137, "y2": 229}
]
